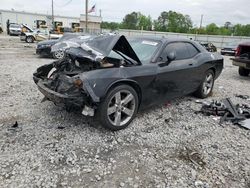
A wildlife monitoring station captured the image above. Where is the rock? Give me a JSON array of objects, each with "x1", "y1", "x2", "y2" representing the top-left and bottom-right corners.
[{"x1": 95, "y1": 175, "x2": 101, "y2": 181}]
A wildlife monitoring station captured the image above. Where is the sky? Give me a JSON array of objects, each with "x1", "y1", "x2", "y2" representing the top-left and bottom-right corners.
[{"x1": 0, "y1": 0, "x2": 250, "y2": 26}]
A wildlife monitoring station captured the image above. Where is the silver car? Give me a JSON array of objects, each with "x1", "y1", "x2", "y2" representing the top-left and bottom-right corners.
[{"x1": 9, "y1": 24, "x2": 21, "y2": 36}]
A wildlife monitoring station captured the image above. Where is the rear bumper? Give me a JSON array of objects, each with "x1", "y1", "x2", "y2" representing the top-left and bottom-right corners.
[
  {"x1": 221, "y1": 49, "x2": 235, "y2": 55},
  {"x1": 231, "y1": 58, "x2": 250, "y2": 70},
  {"x1": 36, "y1": 48, "x2": 52, "y2": 57}
]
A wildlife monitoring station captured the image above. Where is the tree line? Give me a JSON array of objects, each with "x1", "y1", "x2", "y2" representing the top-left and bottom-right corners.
[{"x1": 101, "y1": 11, "x2": 250, "y2": 37}]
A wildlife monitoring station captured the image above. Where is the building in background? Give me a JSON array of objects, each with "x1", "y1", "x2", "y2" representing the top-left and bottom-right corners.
[
  {"x1": 0, "y1": 9, "x2": 102, "y2": 33},
  {"x1": 80, "y1": 14, "x2": 102, "y2": 33}
]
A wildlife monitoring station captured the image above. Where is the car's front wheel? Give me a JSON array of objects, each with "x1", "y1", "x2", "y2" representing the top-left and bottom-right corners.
[
  {"x1": 194, "y1": 69, "x2": 215, "y2": 98},
  {"x1": 26, "y1": 36, "x2": 34, "y2": 43},
  {"x1": 53, "y1": 50, "x2": 65, "y2": 59},
  {"x1": 98, "y1": 85, "x2": 139, "y2": 131},
  {"x1": 238, "y1": 67, "x2": 249, "y2": 77}
]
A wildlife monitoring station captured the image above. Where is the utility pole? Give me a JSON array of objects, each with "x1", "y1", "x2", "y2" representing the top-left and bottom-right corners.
[
  {"x1": 85, "y1": 0, "x2": 88, "y2": 32},
  {"x1": 199, "y1": 14, "x2": 203, "y2": 31},
  {"x1": 52, "y1": 0, "x2": 54, "y2": 29},
  {"x1": 99, "y1": 9, "x2": 102, "y2": 17}
]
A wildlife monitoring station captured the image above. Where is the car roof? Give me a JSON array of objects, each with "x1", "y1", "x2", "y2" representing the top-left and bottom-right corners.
[
  {"x1": 128, "y1": 35, "x2": 206, "y2": 52},
  {"x1": 128, "y1": 35, "x2": 194, "y2": 43},
  {"x1": 239, "y1": 41, "x2": 250, "y2": 46}
]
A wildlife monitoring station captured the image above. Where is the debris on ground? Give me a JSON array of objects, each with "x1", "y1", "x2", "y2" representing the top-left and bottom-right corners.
[
  {"x1": 200, "y1": 98, "x2": 250, "y2": 129},
  {"x1": 8, "y1": 121, "x2": 22, "y2": 132},
  {"x1": 236, "y1": 94, "x2": 250, "y2": 100}
]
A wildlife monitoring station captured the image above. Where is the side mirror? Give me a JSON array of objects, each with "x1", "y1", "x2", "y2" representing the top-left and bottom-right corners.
[{"x1": 167, "y1": 51, "x2": 176, "y2": 62}]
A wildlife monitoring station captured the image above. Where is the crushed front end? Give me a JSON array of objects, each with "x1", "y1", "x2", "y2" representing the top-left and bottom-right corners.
[{"x1": 33, "y1": 58, "x2": 98, "y2": 114}]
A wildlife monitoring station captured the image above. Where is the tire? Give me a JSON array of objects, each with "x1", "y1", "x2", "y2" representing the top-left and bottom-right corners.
[
  {"x1": 194, "y1": 69, "x2": 215, "y2": 99},
  {"x1": 238, "y1": 67, "x2": 249, "y2": 77},
  {"x1": 52, "y1": 50, "x2": 65, "y2": 59},
  {"x1": 97, "y1": 85, "x2": 139, "y2": 131},
  {"x1": 25, "y1": 36, "x2": 34, "y2": 43}
]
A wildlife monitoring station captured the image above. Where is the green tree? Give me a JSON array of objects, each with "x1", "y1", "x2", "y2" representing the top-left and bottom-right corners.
[
  {"x1": 205, "y1": 23, "x2": 219, "y2": 35},
  {"x1": 155, "y1": 11, "x2": 192, "y2": 32},
  {"x1": 121, "y1": 12, "x2": 139, "y2": 29},
  {"x1": 138, "y1": 14, "x2": 152, "y2": 30},
  {"x1": 101, "y1": 22, "x2": 120, "y2": 31}
]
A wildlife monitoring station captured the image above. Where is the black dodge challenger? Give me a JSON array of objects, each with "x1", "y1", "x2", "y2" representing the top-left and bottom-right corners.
[{"x1": 33, "y1": 35, "x2": 224, "y2": 130}]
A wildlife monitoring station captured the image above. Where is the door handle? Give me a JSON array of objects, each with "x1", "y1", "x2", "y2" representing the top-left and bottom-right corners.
[{"x1": 189, "y1": 63, "x2": 193, "y2": 66}]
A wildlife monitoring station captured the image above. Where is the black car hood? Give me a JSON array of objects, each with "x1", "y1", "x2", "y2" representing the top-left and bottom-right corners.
[
  {"x1": 38, "y1": 39, "x2": 58, "y2": 46},
  {"x1": 84, "y1": 35, "x2": 141, "y2": 64},
  {"x1": 52, "y1": 35, "x2": 141, "y2": 65}
]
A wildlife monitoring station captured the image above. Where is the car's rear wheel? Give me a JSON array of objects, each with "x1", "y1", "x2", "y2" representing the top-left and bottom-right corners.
[
  {"x1": 26, "y1": 36, "x2": 34, "y2": 43},
  {"x1": 53, "y1": 50, "x2": 65, "y2": 59},
  {"x1": 238, "y1": 67, "x2": 250, "y2": 77},
  {"x1": 194, "y1": 69, "x2": 215, "y2": 98},
  {"x1": 98, "y1": 85, "x2": 139, "y2": 131}
]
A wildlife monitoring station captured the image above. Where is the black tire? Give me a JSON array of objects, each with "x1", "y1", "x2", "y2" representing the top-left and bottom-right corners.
[
  {"x1": 25, "y1": 36, "x2": 34, "y2": 43},
  {"x1": 238, "y1": 67, "x2": 249, "y2": 77},
  {"x1": 97, "y1": 85, "x2": 139, "y2": 131},
  {"x1": 52, "y1": 50, "x2": 65, "y2": 59},
  {"x1": 194, "y1": 69, "x2": 215, "y2": 99}
]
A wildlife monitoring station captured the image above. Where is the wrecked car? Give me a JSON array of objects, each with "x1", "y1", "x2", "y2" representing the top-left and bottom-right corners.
[
  {"x1": 33, "y1": 35, "x2": 224, "y2": 130},
  {"x1": 231, "y1": 41, "x2": 250, "y2": 77},
  {"x1": 36, "y1": 33, "x2": 90, "y2": 59},
  {"x1": 22, "y1": 28, "x2": 62, "y2": 43}
]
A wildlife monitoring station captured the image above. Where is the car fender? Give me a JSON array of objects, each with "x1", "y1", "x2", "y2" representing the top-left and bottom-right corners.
[{"x1": 79, "y1": 65, "x2": 157, "y2": 103}]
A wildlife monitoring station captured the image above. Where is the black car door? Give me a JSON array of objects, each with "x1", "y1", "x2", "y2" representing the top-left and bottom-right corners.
[{"x1": 155, "y1": 41, "x2": 200, "y2": 101}]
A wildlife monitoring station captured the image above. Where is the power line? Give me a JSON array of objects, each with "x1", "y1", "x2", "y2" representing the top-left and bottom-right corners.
[{"x1": 54, "y1": 0, "x2": 73, "y2": 7}]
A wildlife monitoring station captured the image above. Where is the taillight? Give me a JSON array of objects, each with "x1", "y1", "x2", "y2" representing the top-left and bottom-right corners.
[{"x1": 235, "y1": 46, "x2": 240, "y2": 57}]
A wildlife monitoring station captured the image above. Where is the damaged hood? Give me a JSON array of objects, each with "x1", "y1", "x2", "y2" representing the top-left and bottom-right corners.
[{"x1": 52, "y1": 35, "x2": 141, "y2": 65}]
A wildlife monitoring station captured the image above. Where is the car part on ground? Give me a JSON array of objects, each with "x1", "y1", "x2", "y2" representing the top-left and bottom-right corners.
[
  {"x1": 231, "y1": 41, "x2": 250, "y2": 76},
  {"x1": 200, "y1": 98, "x2": 250, "y2": 129},
  {"x1": 33, "y1": 34, "x2": 224, "y2": 130},
  {"x1": 236, "y1": 94, "x2": 250, "y2": 100}
]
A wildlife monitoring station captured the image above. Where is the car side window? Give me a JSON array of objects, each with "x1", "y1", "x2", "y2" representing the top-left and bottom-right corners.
[
  {"x1": 185, "y1": 43, "x2": 199, "y2": 57},
  {"x1": 160, "y1": 42, "x2": 189, "y2": 61},
  {"x1": 160, "y1": 42, "x2": 199, "y2": 62}
]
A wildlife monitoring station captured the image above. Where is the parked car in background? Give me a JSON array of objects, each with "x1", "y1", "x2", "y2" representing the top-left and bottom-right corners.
[
  {"x1": 36, "y1": 33, "x2": 90, "y2": 59},
  {"x1": 33, "y1": 35, "x2": 224, "y2": 130},
  {"x1": 231, "y1": 41, "x2": 250, "y2": 76},
  {"x1": 21, "y1": 28, "x2": 62, "y2": 43},
  {"x1": 9, "y1": 23, "x2": 21, "y2": 36},
  {"x1": 221, "y1": 41, "x2": 239, "y2": 56},
  {"x1": 200, "y1": 42, "x2": 217, "y2": 52}
]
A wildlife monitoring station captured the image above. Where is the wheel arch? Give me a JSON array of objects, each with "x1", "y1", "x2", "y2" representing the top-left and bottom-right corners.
[{"x1": 104, "y1": 79, "x2": 142, "y2": 108}]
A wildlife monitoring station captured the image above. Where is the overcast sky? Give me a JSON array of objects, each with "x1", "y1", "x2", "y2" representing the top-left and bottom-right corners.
[{"x1": 1, "y1": 0, "x2": 250, "y2": 26}]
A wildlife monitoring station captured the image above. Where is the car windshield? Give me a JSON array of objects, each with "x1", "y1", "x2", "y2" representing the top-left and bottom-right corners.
[
  {"x1": 10, "y1": 24, "x2": 20, "y2": 28},
  {"x1": 129, "y1": 39, "x2": 160, "y2": 64},
  {"x1": 224, "y1": 42, "x2": 239, "y2": 48}
]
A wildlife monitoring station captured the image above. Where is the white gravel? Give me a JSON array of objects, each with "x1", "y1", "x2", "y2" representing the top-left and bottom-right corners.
[{"x1": 0, "y1": 35, "x2": 250, "y2": 188}]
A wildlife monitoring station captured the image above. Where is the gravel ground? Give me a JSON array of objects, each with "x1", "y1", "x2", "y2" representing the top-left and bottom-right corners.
[{"x1": 0, "y1": 35, "x2": 250, "y2": 188}]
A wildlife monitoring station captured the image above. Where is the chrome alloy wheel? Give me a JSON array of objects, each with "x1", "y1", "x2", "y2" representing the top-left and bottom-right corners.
[
  {"x1": 54, "y1": 50, "x2": 65, "y2": 59},
  {"x1": 202, "y1": 73, "x2": 214, "y2": 95},
  {"x1": 107, "y1": 90, "x2": 136, "y2": 127}
]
